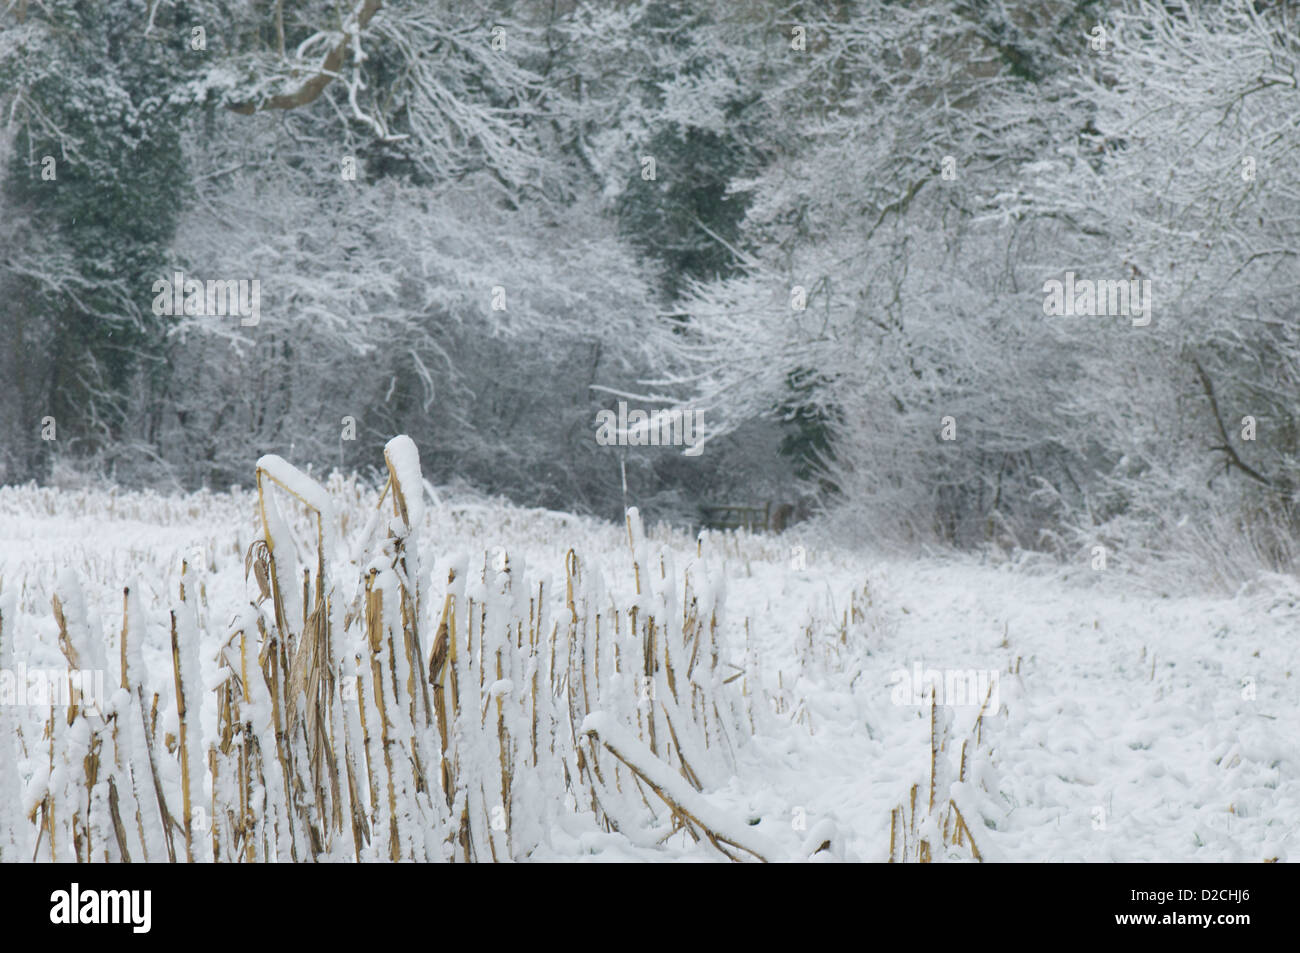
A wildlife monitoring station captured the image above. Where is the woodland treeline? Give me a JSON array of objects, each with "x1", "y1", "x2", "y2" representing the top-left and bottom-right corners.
[{"x1": 2, "y1": 1, "x2": 1298, "y2": 575}]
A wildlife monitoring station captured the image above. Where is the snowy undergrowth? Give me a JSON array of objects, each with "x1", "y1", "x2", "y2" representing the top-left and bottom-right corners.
[{"x1": 0, "y1": 445, "x2": 1296, "y2": 862}]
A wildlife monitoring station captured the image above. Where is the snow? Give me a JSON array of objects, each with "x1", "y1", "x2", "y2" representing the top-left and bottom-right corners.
[
  {"x1": 384, "y1": 435, "x2": 425, "y2": 532},
  {"x1": 0, "y1": 480, "x2": 1296, "y2": 862},
  {"x1": 256, "y1": 454, "x2": 334, "y2": 520},
  {"x1": 582, "y1": 711, "x2": 779, "y2": 861}
]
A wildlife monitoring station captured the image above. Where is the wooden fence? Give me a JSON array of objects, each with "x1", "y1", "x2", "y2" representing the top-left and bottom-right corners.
[{"x1": 698, "y1": 501, "x2": 798, "y2": 533}]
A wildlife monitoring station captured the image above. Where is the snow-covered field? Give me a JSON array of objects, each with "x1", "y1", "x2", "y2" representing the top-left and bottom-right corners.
[{"x1": 1, "y1": 465, "x2": 1296, "y2": 862}]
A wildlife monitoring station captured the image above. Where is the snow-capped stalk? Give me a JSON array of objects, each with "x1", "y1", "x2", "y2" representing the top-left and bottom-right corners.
[
  {"x1": 11, "y1": 436, "x2": 761, "y2": 862},
  {"x1": 169, "y1": 612, "x2": 194, "y2": 861},
  {"x1": 115, "y1": 582, "x2": 166, "y2": 861},
  {"x1": 0, "y1": 591, "x2": 26, "y2": 862},
  {"x1": 48, "y1": 570, "x2": 120, "y2": 861}
]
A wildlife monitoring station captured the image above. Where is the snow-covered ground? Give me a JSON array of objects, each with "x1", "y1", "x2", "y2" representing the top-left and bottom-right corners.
[
  {"x1": 714, "y1": 556, "x2": 1299, "y2": 862},
  {"x1": 1, "y1": 481, "x2": 1295, "y2": 862}
]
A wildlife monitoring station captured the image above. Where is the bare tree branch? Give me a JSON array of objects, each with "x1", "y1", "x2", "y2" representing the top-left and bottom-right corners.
[
  {"x1": 228, "y1": 0, "x2": 383, "y2": 115},
  {"x1": 1191, "y1": 354, "x2": 1273, "y2": 487}
]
